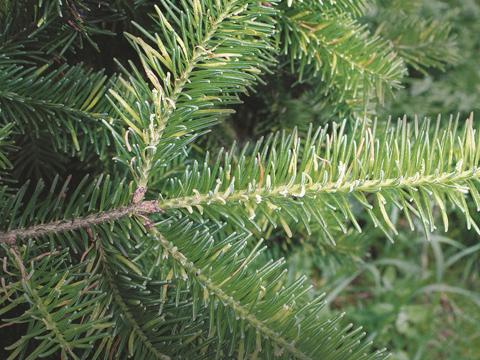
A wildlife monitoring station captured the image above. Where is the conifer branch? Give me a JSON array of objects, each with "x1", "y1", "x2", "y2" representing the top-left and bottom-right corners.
[
  {"x1": 160, "y1": 115, "x2": 480, "y2": 239},
  {"x1": 0, "y1": 123, "x2": 13, "y2": 170},
  {"x1": 0, "y1": 200, "x2": 160, "y2": 244},
  {"x1": 1, "y1": 248, "x2": 111, "y2": 358},
  {"x1": 152, "y1": 227, "x2": 312, "y2": 360},
  {"x1": 109, "y1": 0, "x2": 276, "y2": 192},
  {"x1": 3, "y1": 116, "x2": 480, "y2": 245},
  {"x1": 285, "y1": 0, "x2": 367, "y2": 16},
  {"x1": 373, "y1": 8, "x2": 459, "y2": 72},
  {"x1": 0, "y1": 63, "x2": 114, "y2": 156},
  {"x1": 151, "y1": 217, "x2": 387, "y2": 359},
  {"x1": 1, "y1": 1, "x2": 473, "y2": 358},
  {"x1": 159, "y1": 168, "x2": 480, "y2": 210},
  {"x1": 131, "y1": 2, "x2": 245, "y2": 191},
  {"x1": 9, "y1": 248, "x2": 77, "y2": 359},
  {"x1": 97, "y1": 243, "x2": 171, "y2": 360},
  {"x1": 280, "y1": 5, "x2": 406, "y2": 103}
]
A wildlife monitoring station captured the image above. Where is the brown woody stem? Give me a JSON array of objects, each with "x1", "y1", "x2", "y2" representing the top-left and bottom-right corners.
[{"x1": 0, "y1": 200, "x2": 161, "y2": 245}]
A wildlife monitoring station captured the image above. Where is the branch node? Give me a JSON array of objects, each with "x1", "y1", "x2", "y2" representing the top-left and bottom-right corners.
[{"x1": 133, "y1": 187, "x2": 147, "y2": 204}]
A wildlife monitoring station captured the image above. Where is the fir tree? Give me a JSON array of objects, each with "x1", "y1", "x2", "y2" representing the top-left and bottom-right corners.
[{"x1": 0, "y1": 0, "x2": 477, "y2": 359}]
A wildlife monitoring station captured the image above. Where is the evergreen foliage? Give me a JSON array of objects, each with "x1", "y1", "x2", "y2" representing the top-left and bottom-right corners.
[{"x1": 0, "y1": 0, "x2": 478, "y2": 359}]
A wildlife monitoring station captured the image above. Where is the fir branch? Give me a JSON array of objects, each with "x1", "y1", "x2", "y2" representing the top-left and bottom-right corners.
[
  {"x1": 159, "y1": 168, "x2": 480, "y2": 211},
  {"x1": 1, "y1": 1, "x2": 475, "y2": 359},
  {"x1": 285, "y1": 0, "x2": 368, "y2": 16},
  {"x1": 0, "y1": 123, "x2": 13, "y2": 170},
  {"x1": 279, "y1": 5, "x2": 406, "y2": 103},
  {"x1": 374, "y1": 11, "x2": 459, "y2": 73},
  {"x1": 0, "y1": 174, "x2": 134, "y2": 247},
  {"x1": 0, "y1": 200, "x2": 160, "y2": 244},
  {"x1": 0, "y1": 63, "x2": 115, "y2": 157},
  {"x1": 150, "y1": 217, "x2": 387, "y2": 359},
  {"x1": 90, "y1": 219, "x2": 215, "y2": 359},
  {"x1": 0, "y1": 0, "x2": 124, "y2": 56},
  {"x1": 153, "y1": 227, "x2": 311, "y2": 360},
  {"x1": 1, "y1": 248, "x2": 111, "y2": 359},
  {"x1": 96, "y1": 240, "x2": 172, "y2": 360},
  {"x1": 126, "y1": 1, "x2": 247, "y2": 190},
  {"x1": 4, "y1": 115, "x2": 480, "y2": 245},
  {"x1": 159, "y1": 115, "x2": 480, "y2": 240},
  {"x1": 8, "y1": 248, "x2": 77, "y2": 359},
  {"x1": 109, "y1": 0, "x2": 277, "y2": 191}
]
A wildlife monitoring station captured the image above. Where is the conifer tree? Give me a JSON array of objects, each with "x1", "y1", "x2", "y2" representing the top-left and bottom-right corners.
[{"x1": 0, "y1": 1, "x2": 477, "y2": 359}]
